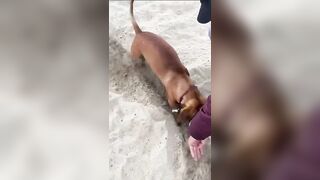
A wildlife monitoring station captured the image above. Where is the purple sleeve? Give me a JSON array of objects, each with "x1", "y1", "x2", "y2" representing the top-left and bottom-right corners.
[{"x1": 188, "y1": 95, "x2": 211, "y2": 140}]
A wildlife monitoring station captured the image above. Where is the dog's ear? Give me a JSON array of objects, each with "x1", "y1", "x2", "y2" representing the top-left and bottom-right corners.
[
  {"x1": 176, "y1": 98, "x2": 203, "y2": 125},
  {"x1": 178, "y1": 102, "x2": 198, "y2": 124},
  {"x1": 176, "y1": 105, "x2": 192, "y2": 125},
  {"x1": 180, "y1": 105, "x2": 192, "y2": 114}
]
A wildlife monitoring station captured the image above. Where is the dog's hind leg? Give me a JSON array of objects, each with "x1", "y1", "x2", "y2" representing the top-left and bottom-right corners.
[{"x1": 131, "y1": 38, "x2": 142, "y2": 60}]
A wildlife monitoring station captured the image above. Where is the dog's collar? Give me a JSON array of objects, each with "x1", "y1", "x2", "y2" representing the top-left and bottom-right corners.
[{"x1": 171, "y1": 85, "x2": 197, "y2": 113}]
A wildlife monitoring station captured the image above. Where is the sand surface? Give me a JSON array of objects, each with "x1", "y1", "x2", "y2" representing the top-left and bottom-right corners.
[{"x1": 109, "y1": 1, "x2": 211, "y2": 180}]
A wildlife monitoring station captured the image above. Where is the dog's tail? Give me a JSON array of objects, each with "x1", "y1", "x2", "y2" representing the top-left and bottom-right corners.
[{"x1": 130, "y1": 0, "x2": 142, "y2": 34}]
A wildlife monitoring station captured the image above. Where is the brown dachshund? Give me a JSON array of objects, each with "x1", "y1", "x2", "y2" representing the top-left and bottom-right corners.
[{"x1": 130, "y1": 0, "x2": 205, "y2": 124}]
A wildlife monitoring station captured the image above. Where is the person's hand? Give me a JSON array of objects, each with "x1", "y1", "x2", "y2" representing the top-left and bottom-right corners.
[{"x1": 188, "y1": 136, "x2": 205, "y2": 161}]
